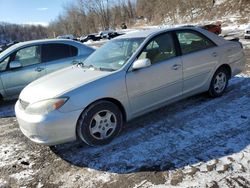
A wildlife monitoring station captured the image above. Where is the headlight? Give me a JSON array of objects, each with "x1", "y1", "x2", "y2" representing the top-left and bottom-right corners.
[{"x1": 25, "y1": 98, "x2": 68, "y2": 115}]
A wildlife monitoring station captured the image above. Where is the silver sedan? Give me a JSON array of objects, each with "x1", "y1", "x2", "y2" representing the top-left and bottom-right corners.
[
  {"x1": 0, "y1": 39, "x2": 94, "y2": 101},
  {"x1": 15, "y1": 27, "x2": 245, "y2": 146}
]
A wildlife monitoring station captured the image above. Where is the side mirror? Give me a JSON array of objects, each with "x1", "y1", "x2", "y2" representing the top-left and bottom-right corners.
[
  {"x1": 9, "y1": 60, "x2": 22, "y2": 69},
  {"x1": 132, "y1": 58, "x2": 151, "y2": 70}
]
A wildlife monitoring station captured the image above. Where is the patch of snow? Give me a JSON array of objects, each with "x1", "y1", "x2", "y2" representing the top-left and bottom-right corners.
[
  {"x1": 214, "y1": 0, "x2": 227, "y2": 6},
  {"x1": 0, "y1": 178, "x2": 7, "y2": 187},
  {"x1": 10, "y1": 169, "x2": 35, "y2": 181}
]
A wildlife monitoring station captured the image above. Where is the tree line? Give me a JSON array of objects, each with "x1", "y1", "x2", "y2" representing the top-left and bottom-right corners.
[
  {"x1": 48, "y1": 0, "x2": 137, "y2": 37},
  {"x1": 0, "y1": 22, "x2": 48, "y2": 43},
  {"x1": 48, "y1": 0, "x2": 250, "y2": 37},
  {"x1": 1, "y1": 0, "x2": 249, "y2": 42}
]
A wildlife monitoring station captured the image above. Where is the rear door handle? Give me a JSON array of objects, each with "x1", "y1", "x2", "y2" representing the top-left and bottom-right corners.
[
  {"x1": 172, "y1": 64, "x2": 182, "y2": 70},
  {"x1": 35, "y1": 67, "x2": 44, "y2": 72}
]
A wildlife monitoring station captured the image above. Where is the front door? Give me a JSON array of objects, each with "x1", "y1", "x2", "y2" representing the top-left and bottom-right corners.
[
  {"x1": 126, "y1": 32, "x2": 183, "y2": 116},
  {"x1": 1, "y1": 45, "x2": 46, "y2": 98}
]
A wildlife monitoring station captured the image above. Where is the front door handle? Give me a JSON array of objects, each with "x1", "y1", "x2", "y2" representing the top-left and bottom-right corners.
[
  {"x1": 172, "y1": 64, "x2": 182, "y2": 70},
  {"x1": 35, "y1": 67, "x2": 44, "y2": 72},
  {"x1": 212, "y1": 52, "x2": 217, "y2": 57}
]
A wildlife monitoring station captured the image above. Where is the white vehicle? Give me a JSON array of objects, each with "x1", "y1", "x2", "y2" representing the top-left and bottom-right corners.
[{"x1": 244, "y1": 25, "x2": 250, "y2": 39}]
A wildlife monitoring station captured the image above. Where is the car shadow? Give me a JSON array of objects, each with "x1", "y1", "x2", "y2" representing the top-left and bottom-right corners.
[
  {"x1": 0, "y1": 100, "x2": 16, "y2": 118},
  {"x1": 46, "y1": 76, "x2": 250, "y2": 173}
]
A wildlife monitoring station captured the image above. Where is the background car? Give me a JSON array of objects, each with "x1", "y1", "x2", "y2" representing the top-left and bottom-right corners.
[
  {"x1": 15, "y1": 27, "x2": 245, "y2": 146},
  {"x1": 0, "y1": 41, "x2": 19, "y2": 53},
  {"x1": 98, "y1": 30, "x2": 114, "y2": 39},
  {"x1": 201, "y1": 24, "x2": 222, "y2": 35},
  {"x1": 56, "y1": 34, "x2": 76, "y2": 40},
  {"x1": 0, "y1": 39, "x2": 94, "y2": 101},
  {"x1": 244, "y1": 25, "x2": 250, "y2": 39},
  {"x1": 107, "y1": 31, "x2": 124, "y2": 39},
  {"x1": 80, "y1": 33, "x2": 101, "y2": 42}
]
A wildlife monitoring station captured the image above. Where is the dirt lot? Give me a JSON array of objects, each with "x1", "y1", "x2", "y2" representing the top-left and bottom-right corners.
[{"x1": 0, "y1": 42, "x2": 250, "y2": 188}]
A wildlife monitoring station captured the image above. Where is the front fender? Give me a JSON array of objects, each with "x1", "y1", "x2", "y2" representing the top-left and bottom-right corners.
[
  {"x1": 58, "y1": 70, "x2": 132, "y2": 120},
  {"x1": 0, "y1": 75, "x2": 6, "y2": 99}
]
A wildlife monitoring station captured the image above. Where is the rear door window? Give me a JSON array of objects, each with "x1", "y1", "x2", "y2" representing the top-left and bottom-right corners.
[
  {"x1": 176, "y1": 30, "x2": 216, "y2": 55},
  {"x1": 41, "y1": 43, "x2": 78, "y2": 62}
]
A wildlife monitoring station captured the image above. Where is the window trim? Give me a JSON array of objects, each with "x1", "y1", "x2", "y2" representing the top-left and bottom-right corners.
[{"x1": 174, "y1": 29, "x2": 217, "y2": 56}]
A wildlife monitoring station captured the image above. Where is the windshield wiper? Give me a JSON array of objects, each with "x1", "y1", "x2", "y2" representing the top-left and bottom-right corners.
[{"x1": 99, "y1": 67, "x2": 116, "y2": 72}]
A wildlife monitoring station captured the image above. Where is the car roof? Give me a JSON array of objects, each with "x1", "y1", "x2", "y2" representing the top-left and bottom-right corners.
[
  {"x1": 116, "y1": 27, "x2": 206, "y2": 39},
  {"x1": 13, "y1": 38, "x2": 79, "y2": 47},
  {"x1": 116, "y1": 27, "x2": 227, "y2": 46},
  {"x1": 116, "y1": 28, "x2": 164, "y2": 39},
  {"x1": 0, "y1": 39, "x2": 94, "y2": 59}
]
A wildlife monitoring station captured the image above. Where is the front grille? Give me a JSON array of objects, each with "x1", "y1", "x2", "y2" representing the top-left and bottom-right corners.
[
  {"x1": 247, "y1": 31, "x2": 250, "y2": 34},
  {"x1": 19, "y1": 99, "x2": 29, "y2": 110}
]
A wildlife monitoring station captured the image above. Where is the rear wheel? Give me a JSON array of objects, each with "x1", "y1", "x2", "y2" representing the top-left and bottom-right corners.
[
  {"x1": 208, "y1": 67, "x2": 229, "y2": 97},
  {"x1": 77, "y1": 101, "x2": 123, "y2": 146}
]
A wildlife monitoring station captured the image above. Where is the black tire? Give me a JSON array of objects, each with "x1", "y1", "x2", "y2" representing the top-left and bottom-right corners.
[
  {"x1": 0, "y1": 94, "x2": 3, "y2": 105},
  {"x1": 208, "y1": 67, "x2": 229, "y2": 98},
  {"x1": 76, "y1": 101, "x2": 123, "y2": 146}
]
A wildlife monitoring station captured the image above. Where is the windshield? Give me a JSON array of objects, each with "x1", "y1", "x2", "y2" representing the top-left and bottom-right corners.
[{"x1": 84, "y1": 37, "x2": 145, "y2": 71}]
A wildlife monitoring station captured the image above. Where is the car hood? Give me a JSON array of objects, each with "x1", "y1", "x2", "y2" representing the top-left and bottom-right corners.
[{"x1": 19, "y1": 66, "x2": 111, "y2": 103}]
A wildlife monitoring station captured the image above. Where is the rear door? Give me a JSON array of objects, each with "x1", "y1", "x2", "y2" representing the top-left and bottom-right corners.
[
  {"x1": 126, "y1": 32, "x2": 183, "y2": 116},
  {"x1": 0, "y1": 45, "x2": 45, "y2": 97},
  {"x1": 41, "y1": 43, "x2": 79, "y2": 74},
  {"x1": 175, "y1": 30, "x2": 219, "y2": 94}
]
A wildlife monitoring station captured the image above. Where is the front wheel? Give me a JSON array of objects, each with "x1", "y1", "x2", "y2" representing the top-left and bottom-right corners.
[
  {"x1": 77, "y1": 101, "x2": 123, "y2": 146},
  {"x1": 208, "y1": 67, "x2": 229, "y2": 97}
]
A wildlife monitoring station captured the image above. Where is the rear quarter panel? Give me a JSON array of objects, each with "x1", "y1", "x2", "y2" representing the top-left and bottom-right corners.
[{"x1": 219, "y1": 41, "x2": 245, "y2": 77}]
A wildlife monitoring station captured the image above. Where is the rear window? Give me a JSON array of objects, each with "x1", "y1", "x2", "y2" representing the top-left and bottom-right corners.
[{"x1": 42, "y1": 43, "x2": 78, "y2": 62}]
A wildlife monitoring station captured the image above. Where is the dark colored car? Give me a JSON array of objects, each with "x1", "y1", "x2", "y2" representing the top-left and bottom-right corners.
[
  {"x1": 107, "y1": 32, "x2": 124, "y2": 39},
  {"x1": 201, "y1": 24, "x2": 222, "y2": 35},
  {"x1": 80, "y1": 34, "x2": 101, "y2": 43},
  {"x1": 0, "y1": 41, "x2": 19, "y2": 53}
]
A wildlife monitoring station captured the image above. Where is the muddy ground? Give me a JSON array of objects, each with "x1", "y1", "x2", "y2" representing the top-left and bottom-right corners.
[{"x1": 0, "y1": 42, "x2": 250, "y2": 188}]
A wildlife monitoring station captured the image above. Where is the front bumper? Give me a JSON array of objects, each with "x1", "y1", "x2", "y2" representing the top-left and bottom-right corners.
[{"x1": 15, "y1": 100, "x2": 82, "y2": 145}]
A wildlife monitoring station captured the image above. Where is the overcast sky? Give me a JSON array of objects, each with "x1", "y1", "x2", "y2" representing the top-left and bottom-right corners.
[{"x1": 0, "y1": 0, "x2": 73, "y2": 26}]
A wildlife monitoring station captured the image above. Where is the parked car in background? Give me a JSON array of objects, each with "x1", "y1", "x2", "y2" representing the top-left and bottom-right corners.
[
  {"x1": 0, "y1": 39, "x2": 94, "y2": 101},
  {"x1": 244, "y1": 25, "x2": 250, "y2": 39},
  {"x1": 107, "y1": 31, "x2": 124, "y2": 39},
  {"x1": 15, "y1": 27, "x2": 245, "y2": 146},
  {"x1": 80, "y1": 33, "x2": 101, "y2": 43},
  {"x1": 201, "y1": 24, "x2": 222, "y2": 35},
  {"x1": 0, "y1": 41, "x2": 19, "y2": 53},
  {"x1": 98, "y1": 30, "x2": 114, "y2": 39},
  {"x1": 57, "y1": 34, "x2": 76, "y2": 40}
]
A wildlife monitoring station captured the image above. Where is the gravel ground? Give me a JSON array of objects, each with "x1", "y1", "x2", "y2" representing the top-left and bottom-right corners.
[{"x1": 0, "y1": 41, "x2": 250, "y2": 188}]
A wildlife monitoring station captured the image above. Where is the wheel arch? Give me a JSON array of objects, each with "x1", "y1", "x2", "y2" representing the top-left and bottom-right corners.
[
  {"x1": 78, "y1": 97, "x2": 127, "y2": 123},
  {"x1": 216, "y1": 64, "x2": 232, "y2": 78},
  {"x1": 0, "y1": 92, "x2": 2, "y2": 99}
]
